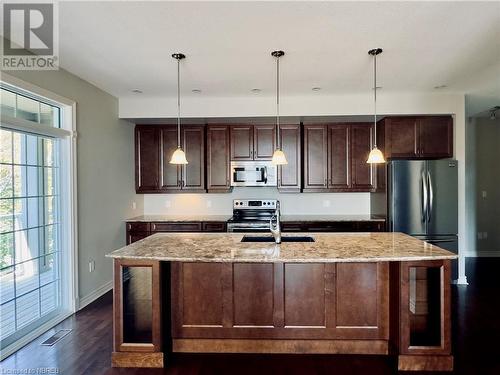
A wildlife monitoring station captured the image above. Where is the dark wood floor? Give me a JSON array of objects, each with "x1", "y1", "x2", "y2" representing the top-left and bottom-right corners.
[{"x1": 1, "y1": 258, "x2": 499, "y2": 375}]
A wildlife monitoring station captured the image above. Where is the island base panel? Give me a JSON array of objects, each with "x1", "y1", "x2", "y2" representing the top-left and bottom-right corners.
[
  {"x1": 398, "y1": 355, "x2": 453, "y2": 371},
  {"x1": 172, "y1": 339, "x2": 388, "y2": 354},
  {"x1": 111, "y1": 352, "x2": 164, "y2": 368}
]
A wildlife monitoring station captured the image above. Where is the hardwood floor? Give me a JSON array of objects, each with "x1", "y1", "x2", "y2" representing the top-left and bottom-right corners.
[{"x1": 1, "y1": 258, "x2": 499, "y2": 375}]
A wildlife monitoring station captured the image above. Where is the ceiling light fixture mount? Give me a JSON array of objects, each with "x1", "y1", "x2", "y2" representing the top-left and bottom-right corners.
[
  {"x1": 170, "y1": 52, "x2": 188, "y2": 165},
  {"x1": 367, "y1": 48, "x2": 386, "y2": 164},
  {"x1": 271, "y1": 50, "x2": 288, "y2": 165},
  {"x1": 312, "y1": 87, "x2": 321, "y2": 91}
]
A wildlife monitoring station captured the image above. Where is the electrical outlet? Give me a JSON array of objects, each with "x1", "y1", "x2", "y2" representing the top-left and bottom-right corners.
[
  {"x1": 206, "y1": 200, "x2": 212, "y2": 208},
  {"x1": 323, "y1": 200, "x2": 331, "y2": 208},
  {"x1": 89, "y1": 259, "x2": 95, "y2": 273},
  {"x1": 477, "y1": 232, "x2": 483, "y2": 240},
  {"x1": 482, "y1": 191, "x2": 487, "y2": 199},
  {"x1": 165, "y1": 200, "x2": 171, "y2": 208},
  {"x1": 132, "y1": 201, "x2": 137, "y2": 210},
  {"x1": 483, "y1": 232, "x2": 488, "y2": 239}
]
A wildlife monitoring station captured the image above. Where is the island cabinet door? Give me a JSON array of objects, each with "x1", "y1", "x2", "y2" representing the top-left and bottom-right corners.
[
  {"x1": 331, "y1": 262, "x2": 389, "y2": 339},
  {"x1": 112, "y1": 259, "x2": 163, "y2": 368},
  {"x1": 171, "y1": 262, "x2": 389, "y2": 341}
]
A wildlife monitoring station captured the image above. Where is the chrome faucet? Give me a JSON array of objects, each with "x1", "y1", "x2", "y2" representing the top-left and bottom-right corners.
[{"x1": 270, "y1": 201, "x2": 281, "y2": 244}]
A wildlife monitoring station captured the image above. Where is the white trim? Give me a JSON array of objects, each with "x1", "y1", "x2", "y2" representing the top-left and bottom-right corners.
[
  {"x1": 0, "y1": 74, "x2": 79, "y2": 354},
  {"x1": 0, "y1": 113, "x2": 71, "y2": 138},
  {"x1": 1, "y1": 72, "x2": 75, "y2": 107},
  {"x1": 454, "y1": 276, "x2": 469, "y2": 285},
  {"x1": 464, "y1": 251, "x2": 500, "y2": 257},
  {"x1": 0, "y1": 311, "x2": 73, "y2": 361},
  {"x1": 77, "y1": 280, "x2": 113, "y2": 311}
]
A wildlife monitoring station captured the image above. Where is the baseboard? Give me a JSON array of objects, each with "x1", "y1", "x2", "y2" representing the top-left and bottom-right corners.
[
  {"x1": 464, "y1": 251, "x2": 500, "y2": 258},
  {"x1": 77, "y1": 279, "x2": 113, "y2": 310}
]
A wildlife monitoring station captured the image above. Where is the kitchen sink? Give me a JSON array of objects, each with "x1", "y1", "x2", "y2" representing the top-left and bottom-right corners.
[{"x1": 240, "y1": 235, "x2": 315, "y2": 243}]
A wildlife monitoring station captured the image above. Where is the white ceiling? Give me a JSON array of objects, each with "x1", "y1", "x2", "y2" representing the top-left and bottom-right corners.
[{"x1": 53, "y1": 1, "x2": 500, "y2": 99}]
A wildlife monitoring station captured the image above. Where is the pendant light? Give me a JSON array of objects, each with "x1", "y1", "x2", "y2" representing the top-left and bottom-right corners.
[
  {"x1": 366, "y1": 48, "x2": 386, "y2": 164},
  {"x1": 271, "y1": 50, "x2": 288, "y2": 165},
  {"x1": 169, "y1": 53, "x2": 188, "y2": 165}
]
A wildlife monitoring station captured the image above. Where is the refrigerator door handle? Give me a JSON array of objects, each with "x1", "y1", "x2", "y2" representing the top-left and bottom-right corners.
[
  {"x1": 421, "y1": 172, "x2": 428, "y2": 222},
  {"x1": 427, "y1": 171, "x2": 434, "y2": 223}
]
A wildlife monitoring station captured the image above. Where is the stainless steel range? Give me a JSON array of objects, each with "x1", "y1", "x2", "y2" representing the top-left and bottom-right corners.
[{"x1": 227, "y1": 199, "x2": 278, "y2": 232}]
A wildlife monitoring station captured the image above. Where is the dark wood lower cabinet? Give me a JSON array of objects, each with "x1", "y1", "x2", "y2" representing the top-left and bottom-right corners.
[
  {"x1": 113, "y1": 258, "x2": 453, "y2": 371},
  {"x1": 171, "y1": 262, "x2": 389, "y2": 341}
]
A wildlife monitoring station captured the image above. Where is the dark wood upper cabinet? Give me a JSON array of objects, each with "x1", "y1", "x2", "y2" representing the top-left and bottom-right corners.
[
  {"x1": 384, "y1": 117, "x2": 419, "y2": 158},
  {"x1": 135, "y1": 124, "x2": 205, "y2": 193},
  {"x1": 182, "y1": 126, "x2": 205, "y2": 191},
  {"x1": 328, "y1": 124, "x2": 350, "y2": 191},
  {"x1": 135, "y1": 126, "x2": 160, "y2": 193},
  {"x1": 383, "y1": 116, "x2": 453, "y2": 159},
  {"x1": 350, "y1": 123, "x2": 375, "y2": 191},
  {"x1": 303, "y1": 124, "x2": 328, "y2": 191},
  {"x1": 231, "y1": 125, "x2": 254, "y2": 160},
  {"x1": 230, "y1": 124, "x2": 275, "y2": 161},
  {"x1": 253, "y1": 124, "x2": 276, "y2": 160},
  {"x1": 419, "y1": 116, "x2": 453, "y2": 158},
  {"x1": 206, "y1": 125, "x2": 231, "y2": 192},
  {"x1": 278, "y1": 124, "x2": 301, "y2": 192},
  {"x1": 160, "y1": 126, "x2": 182, "y2": 191}
]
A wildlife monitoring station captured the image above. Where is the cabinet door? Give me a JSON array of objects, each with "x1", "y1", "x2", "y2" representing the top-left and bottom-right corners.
[
  {"x1": 207, "y1": 125, "x2": 231, "y2": 192},
  {"x1": 135, "y1": 126, "x2": 160, "y2": 192},
  {"x1": 231, "y1": 125, "x2": 254, "y2": 160},
  {"x1": 419, "y1": 116, "x2": 453, "y2": 158},
  {"x1": 278, "y1": 124, "x2": 301, "y2": 192},
  {"x1": 160, "y1": 126, "x2": 181, "y2": 191},
  {"x1": 328, "y1": 124, "x2": 350, "y2": 190},
  {"x1": 182, "y1": 125, "x2": 205, "y2": 191},
  {"x1": 386, "y1": 117, "x2": 419, "y2": 158},
  {"x1": 303, "y1": 125, "x2": 328, "y2": 191},
  {"x1": 351, "y1": 124, "x2": 375, "y2": 191},
  {"x1": 253, "y1": 124, "x2": 276, "y2": 160}
]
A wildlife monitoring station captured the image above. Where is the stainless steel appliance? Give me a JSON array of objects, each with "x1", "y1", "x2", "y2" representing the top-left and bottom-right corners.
[
  {"x1": 230, "y1": 161, "x2": 277, "y2": 187},
  {"x1": 227, "y1": 199, "x2": 278, "y2": 232},
  {"x1": 388, "y1": 160, "x2": 458, "y2": 278}
]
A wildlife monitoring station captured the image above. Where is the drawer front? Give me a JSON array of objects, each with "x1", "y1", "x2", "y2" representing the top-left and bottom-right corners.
[
  {"x1": 202, "y1": 222, "x2": 227, "y2": 232},
  {"x1": 281, "y1": 223, "x2": 304, "y2": 232},
  {"x1": 127, "y1": 232, "x2": 150, "y2": 245},
  {"x1": 151, "y1": 222, "x2": 203, "y2": 232},
  {"x1": 304, "y1": 222, "x2": 356, "y2": 232},
  {"x1": 356, "y1": 221, "x2": 385, "y2": 232},
  {"x1": 126, "y1": 222, "x2": 150, "y2": 232}
]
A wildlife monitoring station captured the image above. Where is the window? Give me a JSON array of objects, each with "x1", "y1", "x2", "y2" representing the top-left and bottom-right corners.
[{"x1": 0, "y1": 81, "x2": 75, "y2": 357}]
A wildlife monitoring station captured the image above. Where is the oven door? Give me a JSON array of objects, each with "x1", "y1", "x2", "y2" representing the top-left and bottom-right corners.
[{"x1": 227, "y1": 222, "x2": 271, "y2": 233}]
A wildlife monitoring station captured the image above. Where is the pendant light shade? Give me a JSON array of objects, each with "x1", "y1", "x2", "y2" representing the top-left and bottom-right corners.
[
  {"x1": 170, "y1": 147, "x2": 188, "y2": 164},
  {"x1": 272, "y1": 149, "x2": 288, "y2": 165},
  {"x1": 367, "y1": 48, "x2": 386, "y2": 164},
  {"x1": 367, "y1": 146, "x2": 385, "y2": 164},
  {"x1": 271, "y1": 50, "x2": 288, "y2": 165},
  {"x1": 170, "y1": 53, "x2": 188, "y2": 165}
]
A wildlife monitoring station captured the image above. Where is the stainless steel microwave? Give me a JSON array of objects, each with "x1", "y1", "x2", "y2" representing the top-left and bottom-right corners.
[{"x1": 230, "y1": 161, "x2": 277, "y2": 187}]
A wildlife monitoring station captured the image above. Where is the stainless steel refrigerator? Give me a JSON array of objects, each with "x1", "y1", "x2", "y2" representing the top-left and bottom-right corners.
[{"x1": 388, "y1": 160, "x2": 458, "y2": 279}]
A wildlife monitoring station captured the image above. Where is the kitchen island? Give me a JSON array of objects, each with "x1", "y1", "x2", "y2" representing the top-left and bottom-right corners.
[{"x1": 107, "y1": 232, "x2": 457, "y2": 371}]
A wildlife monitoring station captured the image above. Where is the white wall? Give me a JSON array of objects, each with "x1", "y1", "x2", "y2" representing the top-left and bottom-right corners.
[
  {"x1": 144, "y1": 189, "x2": 370, "y2": 216},
  {"x1": 6, "y1": 68, "x2": 143, "y2": 305},
  {"x1": 473, "y1": 117, "x2": 500, "y2": 255}
]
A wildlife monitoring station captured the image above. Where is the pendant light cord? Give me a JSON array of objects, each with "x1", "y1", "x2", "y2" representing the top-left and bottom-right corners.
[
  {"x1": 276, "y1": 55, "x2": 280, "y2": 149},
  {"x1": 177, "y1": 57, "x2": 181, "y2": 148},
  {"x1": 373, "y1": 52, "x2": 377, "y2": 148}
]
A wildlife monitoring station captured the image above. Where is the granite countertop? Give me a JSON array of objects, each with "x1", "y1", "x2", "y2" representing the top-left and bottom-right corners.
[
  {"x1": 126, "y1": 215, "x2": 232, "y2": 222},
  {"x1": 280, "y1": 215, "x2": 385, "y2": 222},
  {"x1": 107, "y1": 232, "x2": 457, "y2": 263}
]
